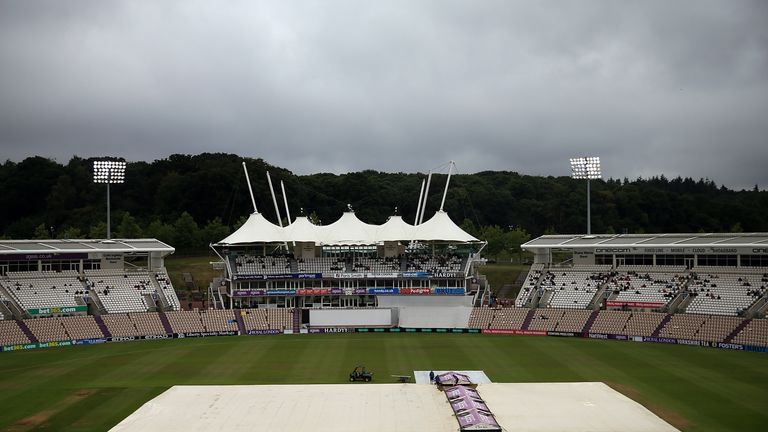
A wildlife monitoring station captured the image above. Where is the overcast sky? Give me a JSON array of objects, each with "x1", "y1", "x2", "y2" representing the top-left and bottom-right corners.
[{"x1": 0, "y1": 1, "x2": 766, "y2": 189}]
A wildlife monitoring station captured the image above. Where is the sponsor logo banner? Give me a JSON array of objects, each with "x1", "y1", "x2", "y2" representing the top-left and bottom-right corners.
[
  {"x1": 588, "y1": 333, "x2": 629, "y2": 340},
  {"x1": 433, "y1": 288, "x2": 465, "y2": 295},
  {"x1": 400, "y1": 287, "x2": 431, "y2": 295},
  {"x1": 368, "y1": 287, "x2": 399, "y2": 295},
  {"x1": 27, "y1": 306, "x2": 87, "y2": 315},
  {"x1": 606, "y1": 301, "x2": 665, "y2": 308},
  {"x1": 642, "y1": 336, "x2": 678, "y2": 344},
  {"x1": 482, "y1": 329, "x2": 547, "y2": 336},
  {"x1": 175, "y1": 331, "x2": 238, "y2": 338},
  {"x1": 232, "y1": 289, "x2": 265, "y2": 297},
  {"x1": 547, "y1": 331, "x2": 578, "y2": 337},
  {"x1": 0, "y1": 253, "x2": 88, "y2": 261},
  {"x1": 247, "y1": 329, "x2": 282, "y2": 335},
  {"x1": 236, "y1": 273, "x2": 321, "y2": 281},
  {"x1": 73, "y1": 338, "x2": 107, "y2": 345},
  {"x1": 2, "y1": 343, "x2": 40, "y2": 352},
  {"x1": 308, "y1": 327, "x2": 356, "y2": 334},
  {"x1": 296, "y1": 288, "x2": 331, "y2": 296},
  {"x1": 401, "y1": 272, "x2": 429, "y2": 278}
]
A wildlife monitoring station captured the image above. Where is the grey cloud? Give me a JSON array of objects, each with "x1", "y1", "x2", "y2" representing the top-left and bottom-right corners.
[{"x1": 0, "y1": 0, "x2": 766, "y2": 189}]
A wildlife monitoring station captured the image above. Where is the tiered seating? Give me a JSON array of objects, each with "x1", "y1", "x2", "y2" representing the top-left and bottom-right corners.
[
  {"x1": 590, "y1": 310, "x2": 632, "y2": 334},
  {"x1": 2, "y1": 271, "x2": 87, "y2": 311},
  {"x1": 515, "y1": 264, "x2": 544, "y2": 307},
  {"x1": 686, "y1": 271, "x2": 767, "y2": 316},
  {"x1": 296, "y1": 257, "x2": 345, "y2": 273},
  {"x1": 24, "y1": 318, "x2": 68, "y2": 343},
  {"x1": 405, "y1": 254, "x2": 464, "y2": 274},
  {"x1": 154, "y1": 271, "x2": 181, "y2": 311},
  {"x1": 623, "y1": 312, "x2": 667, "y2": 337},
  {"x1": 658, "y1": 314, "x2": 707, "y2": 340},
  {"x1": 234, "y1": 255, "x2": 291, "y2": 275},
  {"x1": 351, "y1": 257, "x2": 400, "y2": 273},
  {"x1": 0, "y1": 320, "x2": 31, "y2": 345},
  {"x1": 165, "y1": 310, "x2": 205, "y2": 333},
  {"x1": 527, "y1": 308, "x2": 565, "y2": 331},
  {"x1": 541, "y1": 270, "x2": 606, "y2": 309},
  {"x1": 199, "y1": 309, "x2": 238, "y2": 332},
  {"x1": 241, "y1": 308, "x2": 293, "y2": 331},
  {"x1": 608, "y1": 272, "x2": 685, "y2": 306},
  {"x1": 86, "y1": 270, "x2": 154, "y2": 313},
  {"x1": 731, "y1": 318, "x2": 768, "y2": 346},
  {"x1": 101, "y1": 313, "x2": 140, "y2": 337},
  {"x1": 555, "y1": 309, "x2": 593, "y2": 332},
  {"x1": 487, "y1": 307, "x2": 530, "y2": 329},
  {"x1": 131, "y1": 312, "x2": 167, "y2": 336},
  {"x1": 695, "y1": 315, "x2": 744, "y2": 343},
  {"x1": 468, "y1": 307, "x2": 494, "y2": 328},
  {"x1": 58, "y1": 316, "x2": 104, "y2": 340}
]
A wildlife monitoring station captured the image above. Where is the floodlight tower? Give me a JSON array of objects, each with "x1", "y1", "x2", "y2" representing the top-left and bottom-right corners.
[
  {"x1": 93, "y1": 160, "x2": 126, "y2": 239},
  {"x1": 570, "y1": 156, "x2": 601, "y2": 235}
]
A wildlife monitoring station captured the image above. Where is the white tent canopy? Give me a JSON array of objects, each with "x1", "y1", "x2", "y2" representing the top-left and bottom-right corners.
[
  {"x1": 217, "y1": 211, "x2": 480, "y2": 246},
  {"x1": 412, "y1": 211, "x2": 479, "y2": 242},
  {"x1": 218, "y1": 212, "x2": 285, "y2": 245},
  {"x1": 377, "y1": 215, "x2": 415, "y2": 242}
]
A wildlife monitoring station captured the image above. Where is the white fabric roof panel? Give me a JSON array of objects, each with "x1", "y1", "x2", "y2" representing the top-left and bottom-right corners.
[
  {"x1": 317, "y1": 212, "x2": 379, "y2": 245},
  {"x1": 219, "y1": 212, "x2": 285, "y2": 245},
  {"x1": 411, "y1": 211, "x2": 479, "y2": 242},
  {"x1": 377, "y1": 216, "x2": 415, "y2": 242},
  {"x1": 217, "y1": 211, "x2": 480, "y2": 245}
]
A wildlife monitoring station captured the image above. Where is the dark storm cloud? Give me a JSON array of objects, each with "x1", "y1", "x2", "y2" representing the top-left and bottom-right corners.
[{"x1": 0, "y1": 0, "x2": 766, "y2": 188}]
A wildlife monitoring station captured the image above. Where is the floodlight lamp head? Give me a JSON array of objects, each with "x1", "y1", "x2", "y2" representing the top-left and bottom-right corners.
[
  {"x1": 570, "y1": 156, "x2": 602, "y2": 180},
  {"x1": 93, "y1": 160, "x2": 127, "y2": 183}
]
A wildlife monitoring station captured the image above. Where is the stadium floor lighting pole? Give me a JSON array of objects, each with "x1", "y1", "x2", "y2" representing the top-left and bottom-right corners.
[
  {"x1": 93, "y1": 160, "x2": 126, "y2": 239},
  {"x1": 570, "y1": 157, "x2": 601, "y2": 235}
]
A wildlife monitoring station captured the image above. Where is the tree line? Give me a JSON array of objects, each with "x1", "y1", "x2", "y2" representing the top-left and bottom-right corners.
[{"x1": 0, "y1": 153, "x2": 765, "y2": 257}]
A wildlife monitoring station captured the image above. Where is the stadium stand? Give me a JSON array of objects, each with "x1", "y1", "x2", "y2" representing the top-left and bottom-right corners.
[
  {"x1": 695, "y1": 315, "x2": 744, "y2": 343},
  {"x1": 101, "y1": 313, "x2": 141, "y2": 338},
  {"x1": 607, "y1": 271, "x2": 686, "y2": 306},
  {"x1": 623, "y1": 311, "x2": 668, "y2": 337},
  {"x1": 24, "y1": 317, "x2": 69, "y2": 343},
  {"x1": 296, "y1": 257, "x2": 345, "y2": 273},
  {"x1": 542, "y1": 269, "x2": 607, "y2": 309},
  {"x1": 130, "y1": 312, "x2": 167, "y2": 336},
  {"x1": 405, "y1": 254, "x2": 464, "y2": 274},
  {"x1": 657, "y1": 313, "x2": 708, "y2": 340},
  {"x1": 240, "y1": 308, "x2": 293, "y2": 331},
  {"x1": 199, "y1": 309, "x2": 238, "y2": 332},
  {"x1": 165, "y1": 310, "x2": 205, "y2": 333},
  {"x1": 2, "y1": 271, "x2": 87, "y2": 311},
  {"x1": 234, "y1": 255, "x2": 291, "y2": 276},
  {"x1": 86, "y1": 270, "x2": 155, "y2": 313},
  {"x1": 351, "y1": 257, "x2": 401, "y2": 273},
  {"x1": 686, "y1": 270, "x2": 766, "y2": 316},
  {"x1": 515, "y1": 264, "x2": 544, "y2": 307},
  {"x1": 154, "y1": 271, "x2": 181, "y2": 311},
  {"x1": 590, "y1": 310, "x2": 632, "y2": 334},
  {"x1": 0, "y1": 320, "x2": 32, "y2": 345},
  {"x1": 58, "y1": 315, "x2": 104, "y2": 340},
  {"x1": 731, "y1": 318, "x2": 768, "y2": 346}
]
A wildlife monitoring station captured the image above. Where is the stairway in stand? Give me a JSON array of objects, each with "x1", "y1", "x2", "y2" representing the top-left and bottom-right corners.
[
  {"x1": 93, "y1": 315, "x2": 112, "y2": 338},
  {"x1": 724, "y1": 318, "x2": 751, "y2": 343},
  {"x1": 293, "y1": 308, "x2": 301, "y2": 332},
  {"x1": 234, "y1": 310, "x2": 247, "y2": 335},
  {"x1": 158, "y1": 311, "x2": 174, "y2": 335},
  {"x1": 651, "y1": 314, "x2": 673, "y2": 337},
  {"x1": 521, "y1": 309, "x2": 536, "y2": 330},
  {"x1": 581, "y1": 310, "x2": 600, "y2": 335},
  {"x1": 16, "y1": 319, "x2": 38, "y2": 343}
]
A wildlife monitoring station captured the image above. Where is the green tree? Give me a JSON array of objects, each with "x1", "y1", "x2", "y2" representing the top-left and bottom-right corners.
[
  {"x1": 202, "y1": 217, "x2": 231, "y2": 244},
  {"x1": 60, "y1": 226, "x2": 84, "y2": 239},
  {"x1": 33, "y1": 223, "x2": 49, "y2": 239},
  {"x1": 172, "y1": 212, "x2": 201, "y2": 251},
  {"x1": 89, "y1": 222, "x2": 107, "y2": 239},
  {"x1": 117, "y1": 213, "x2": 143, "y2": 238}
]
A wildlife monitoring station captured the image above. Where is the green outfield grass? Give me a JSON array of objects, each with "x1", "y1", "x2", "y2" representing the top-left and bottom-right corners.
[{"x1": 0, "y1": 334, "x2": 765, "y2": 431}]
